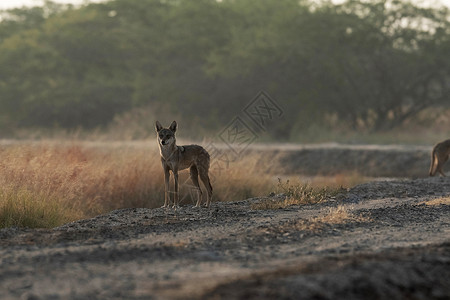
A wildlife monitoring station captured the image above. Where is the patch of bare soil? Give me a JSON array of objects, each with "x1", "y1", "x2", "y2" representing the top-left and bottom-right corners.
[
  {"x1": 1, "y1": 177, "x2": 449, "y2": 299},
  {"x1": 246, "y1": 143, "x2": 431, "y2": 177}
]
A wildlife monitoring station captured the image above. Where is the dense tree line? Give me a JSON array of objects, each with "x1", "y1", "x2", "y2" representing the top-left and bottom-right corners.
[{"x1": 0, "y1": 0, "x2": 449, "y2": 138}]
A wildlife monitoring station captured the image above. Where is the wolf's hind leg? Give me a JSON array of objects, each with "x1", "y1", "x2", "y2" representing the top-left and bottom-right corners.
[
  {"x1": 200, "y1": 172, "x2": 213, "y2": 208},
  {"x1": 190, "y1": 165, "x2": 203, "y2": 207}
]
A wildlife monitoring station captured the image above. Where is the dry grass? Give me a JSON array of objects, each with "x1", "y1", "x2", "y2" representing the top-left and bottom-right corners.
[
  {"x1": 0, "y1": 141, "x2": 367, "y2": 228},
  {"x1": 0, "y1": 142, "x2": 164, "y2": 227},
  {"x1": 251, "y1": 179, "x2": 346, "y2": 210},
  {"x1": 0, "y1": 141, "x2": 275, "y2": 228},
  {"x1": 314, "y1": 205, "x2": 370, "y2": 224},
  {"x1": 294, "y1": 205, "x2": 371, "y2": 232},
  {"x1": 261, "y1": 205, "x2": 371, "y2": 235},
  {"x1": 0, "y1": 188, "x2": 79, "y2": 228},
  {"x1": 420, "y1": 197, "x2": 450, "y2": 206}
]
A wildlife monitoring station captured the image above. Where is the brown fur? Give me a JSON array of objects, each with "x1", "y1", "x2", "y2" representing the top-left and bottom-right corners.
[
  {"x1": 155, "y1": 121, "x2": 213, "y2": 208},
  {"x1": 429, "y1": 139, "x2": 450, "y2": 177}
]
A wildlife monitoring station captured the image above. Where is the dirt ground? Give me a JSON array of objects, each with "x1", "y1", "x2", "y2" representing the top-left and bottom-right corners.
[
  {"x1": 246, "y1": 143, "x2": 432, "y2": 178},
  {"x1": 1, "y1": 176, "x2": 449, "y2": 299}
]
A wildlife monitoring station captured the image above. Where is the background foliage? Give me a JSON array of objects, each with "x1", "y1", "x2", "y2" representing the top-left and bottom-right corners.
[{"x1": 0, "y1": 0, "x2": 449, "y2": 140}]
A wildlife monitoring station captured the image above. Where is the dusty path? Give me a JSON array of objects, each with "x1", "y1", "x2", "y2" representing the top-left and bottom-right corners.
[{"x1": 1, "y1": 177, "x2": 449, "y2": 299}]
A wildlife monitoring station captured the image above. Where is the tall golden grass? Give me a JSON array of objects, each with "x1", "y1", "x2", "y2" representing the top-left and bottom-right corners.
[
  {"x1": 0, "y1": 141, "x2": 276, "y2": 228},
  {"x1": 0, "y1": 142, "x2": 161, "y2": 227},
  {"x1": 0, "y1": 141, "x2": 370, "y2": 228}
]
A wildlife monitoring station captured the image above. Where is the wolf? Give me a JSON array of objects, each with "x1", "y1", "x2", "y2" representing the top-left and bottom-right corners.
[
  {"x1": 155, "y1": 120, "x2": 213, "y2": 208},
  {"x1": 429, "y1": 139, "x2": 450, "y2": 177}
]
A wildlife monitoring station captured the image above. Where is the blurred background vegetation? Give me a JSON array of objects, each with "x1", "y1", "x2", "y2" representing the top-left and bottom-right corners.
[{"x1": 0, "y1": 0, "x2": 449, "y2": 142}]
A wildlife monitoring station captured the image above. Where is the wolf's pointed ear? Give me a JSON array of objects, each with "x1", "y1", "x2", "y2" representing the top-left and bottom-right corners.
[
  {"x1": 155, "y1": 121, "x2": 163, "y2": 132},
  {"x1": 169, "y1": 121, "x2": 177, "y2": 133}
]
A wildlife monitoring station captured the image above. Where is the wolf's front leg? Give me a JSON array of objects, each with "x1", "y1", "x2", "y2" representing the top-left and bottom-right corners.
[{"x1": 163, "y1": 169, "x2": 170, "y2": 208}]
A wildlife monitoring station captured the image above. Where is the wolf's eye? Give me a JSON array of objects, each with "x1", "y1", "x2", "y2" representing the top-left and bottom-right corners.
[{"x1": 159, "y1": 134, "x2": 163, "y2": 139}]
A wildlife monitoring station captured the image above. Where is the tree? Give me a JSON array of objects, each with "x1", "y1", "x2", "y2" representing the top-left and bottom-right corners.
[
  {"x1": 0, "y1": 0, "x2": 449, "y2": 137},
  {"x1": 319, "y1": 0, "x2": 450, "y2": 131}
]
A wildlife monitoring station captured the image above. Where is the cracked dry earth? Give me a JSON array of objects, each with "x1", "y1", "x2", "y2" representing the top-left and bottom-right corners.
[{"x1": 1, "y1": 177, "x2": 450, "y2": 299}]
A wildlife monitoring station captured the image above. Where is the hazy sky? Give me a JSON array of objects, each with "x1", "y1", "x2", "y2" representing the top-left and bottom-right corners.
[{"x1": 0, "y1": 0, "x2": 449, "y2": 9}]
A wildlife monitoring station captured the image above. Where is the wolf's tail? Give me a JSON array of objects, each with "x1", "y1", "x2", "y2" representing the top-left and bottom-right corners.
[{"x1": 429, "y1": 148, "x2": 436, "y2": 176}]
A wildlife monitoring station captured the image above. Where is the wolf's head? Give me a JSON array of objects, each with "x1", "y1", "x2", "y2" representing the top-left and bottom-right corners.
[{"x1": 155, "y1": 121, "x2": 177, "y2": 147}]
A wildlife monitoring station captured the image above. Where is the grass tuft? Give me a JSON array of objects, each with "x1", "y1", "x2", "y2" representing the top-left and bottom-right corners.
[
  {"x1": 252, "y1": 179, "x2": 346, "y2": 210},
  {"x1": 294, "y1": 205, "x2": 371, "y2": 232},
  {"x1": 314, "y1": 205, "x2": 370, "y2": 224},
  {"x1": 420, "y1": 197, "x2": 450, "y2": 206},
  {"x1": 0, "y1": 187, "x2": 80, "y2": 228}
]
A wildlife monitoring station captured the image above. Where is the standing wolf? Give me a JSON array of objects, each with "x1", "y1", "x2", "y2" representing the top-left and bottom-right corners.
[
  {"x1": 429, "y1": 139, "x2": 450, "y2": 177},
  {"x1": 155, "y1": 121, "x2": 213, "y2": 208}
]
